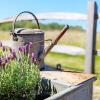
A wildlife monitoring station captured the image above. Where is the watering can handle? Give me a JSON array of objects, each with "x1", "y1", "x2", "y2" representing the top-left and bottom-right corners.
[{"x1": 12, "y1": 11, "x2": 40, "y2": 32}]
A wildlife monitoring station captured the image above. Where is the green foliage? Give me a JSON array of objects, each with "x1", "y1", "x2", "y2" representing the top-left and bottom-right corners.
[
  {"x1": 45, "y1": 52, "x2": 85, "y2": 72},
  {"x1": 0, "y1": 58, "x2": 40, "y2": 99},
  {"x1": 0, "y1": 21, "x2": 85, "y2": 31},
  {"x1": 69, "y1": 26, "x2": 85, "y2": 31},
  {"x1": 0, "y1": 22, "x2": 12, "y2": 31},
  {"x1": 0, "y1": 43, "x2": 40, "y2": 99},
  {"x1": 40, "y1": 23, "x2": 65, "y2": 30},
  {"x1": 15, "y1": 21, "x2": 37, "y2": 29},
  {"x1": 0, "y1": 21, "x2": 37, "y2": 31}
]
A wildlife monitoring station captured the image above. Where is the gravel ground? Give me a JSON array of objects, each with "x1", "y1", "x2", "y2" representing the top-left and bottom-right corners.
[{"x1": 93, "y1": 86, "x2": 100, "y2": 100}]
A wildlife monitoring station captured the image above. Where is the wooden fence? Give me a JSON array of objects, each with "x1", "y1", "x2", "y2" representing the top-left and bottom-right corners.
[{"x1": 0, "y1": 0, "x2": 100, "y2": 74}]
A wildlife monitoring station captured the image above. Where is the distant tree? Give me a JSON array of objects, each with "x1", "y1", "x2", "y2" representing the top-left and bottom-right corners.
[
  {"x1": 0, "y1": 21, "x2": 85, "y2": 31},
  {"x1": 0, "y1": 23, "x2": 12, "y2": 31},
  {"x1": 69, "y1": 25, "x2": 85, "y2": 31}
]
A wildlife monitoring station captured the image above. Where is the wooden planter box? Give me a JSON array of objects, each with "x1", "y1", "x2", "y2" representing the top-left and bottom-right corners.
[{"x1": 40, "y1": 71, "x2": 96, "y2": 100}]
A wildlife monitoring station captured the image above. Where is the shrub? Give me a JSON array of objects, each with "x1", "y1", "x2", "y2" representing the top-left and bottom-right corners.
[{"x1": 0, "y1": 41, "x2": 40, "y2": 99}]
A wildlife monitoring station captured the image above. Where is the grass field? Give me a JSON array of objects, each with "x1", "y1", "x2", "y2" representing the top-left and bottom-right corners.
[
  {"x1": 0, "y1": 31, "x2": 10, "y2": 40},
  {"x1": 45, "y1": 52, "x2": 100, "y2": 85},
  {"x1": 44, "y1": 30, "x2": 100, "y2": 49},
  {"x1": 0, "y1": 30, "x2": 100, "y2": 85},
  {"x1": 44, "y1": 29, "x2": 100, "y2": 86}
]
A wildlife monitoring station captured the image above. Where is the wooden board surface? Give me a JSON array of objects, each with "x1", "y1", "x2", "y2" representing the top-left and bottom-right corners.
[{"x1": 40, "y1": 71, "x2": 96, "y2": 85}]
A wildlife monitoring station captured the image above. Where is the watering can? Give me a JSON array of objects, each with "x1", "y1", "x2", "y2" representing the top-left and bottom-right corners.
[{"x1": 11, "y1": 11, "x2": 69, "y2": 70}]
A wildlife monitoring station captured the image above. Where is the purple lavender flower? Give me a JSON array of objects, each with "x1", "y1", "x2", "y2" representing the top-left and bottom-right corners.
[
  {"x1": 0, "y1": 58, "x2": 2, "y2": 65},
  {"x1": 5, "y1": 57, "x2": 8, "y2": 64},
  {"x1": 19, "y1": 46, "x2": 27, "y2": 54},
  {"x1": 9, "y1": 55, "x2": 13, "y2": 60},
  {"x1": 12, "y1": 51, "x2": 17, "y2": 59},
  {"x1": 8, "y1": 56, "x2": 11, "y2": 60},
  {"x1": 0, "y1": 41, "x2": 2, "y2": 47},
  {"x1": 31, "y1": 52, "x2": 36, "y2": 63},
  {"x1": 25, "y1": 44, "x2": 29, "y2": 52},
  {"x1": 9, "y1": 47, "x2": 13, "y2": 53},
  {"x1": 29, "y1": 42, "x2": 33, "y2": 48},
  {"x1": 31, "y1": 53, "x2": 35, "y2": 58},
  {"x1": 23, "y1": 46, "x2": 26, "y2": 53},
  {"x1": 19, "y1": 46, "x2": 24, "y2": 52}
]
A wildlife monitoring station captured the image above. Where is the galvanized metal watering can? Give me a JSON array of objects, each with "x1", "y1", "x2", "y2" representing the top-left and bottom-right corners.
[{"x1": 11, "y1": 11, "x2": 69, "y2": 70}]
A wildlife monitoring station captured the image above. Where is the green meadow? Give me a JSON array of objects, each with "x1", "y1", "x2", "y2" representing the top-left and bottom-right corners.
[
  {"x1": 44, "y1": 29, "x2": 100, "y2": 86},
  {"x1": 0, "y1": 29, "x2": 100, "y2": 86}
]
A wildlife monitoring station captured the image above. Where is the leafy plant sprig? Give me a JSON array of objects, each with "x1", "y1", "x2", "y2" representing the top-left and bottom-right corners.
[{"x1": 0, "y1": 41, "x2": 40, "y2": 99}]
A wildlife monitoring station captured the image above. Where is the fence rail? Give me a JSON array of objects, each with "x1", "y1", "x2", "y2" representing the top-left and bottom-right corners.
[{"x1": 0, "y1": 12, "x2": 100, "y2": 23}]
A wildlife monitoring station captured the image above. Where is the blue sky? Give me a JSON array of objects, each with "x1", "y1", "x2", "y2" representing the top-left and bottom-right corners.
[{"x1": 0, "y1": 0, "x2": 100, "y2": 31}]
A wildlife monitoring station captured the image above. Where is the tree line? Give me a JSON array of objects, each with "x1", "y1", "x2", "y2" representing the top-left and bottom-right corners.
[{"x1": 0, "y1": 20, "x2": 85, "y2": 31}]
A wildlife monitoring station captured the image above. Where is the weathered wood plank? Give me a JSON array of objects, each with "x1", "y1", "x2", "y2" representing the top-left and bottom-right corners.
[
  {"x1": 85, "y1": 1, "x2": 97, "y2": 74},
  {"x1": 0, "y1": 13, "x2": 87, "y2": 23}
]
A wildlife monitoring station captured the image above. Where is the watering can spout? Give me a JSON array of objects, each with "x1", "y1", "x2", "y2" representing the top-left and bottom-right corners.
[{"x1": 44, "y1": 25, "x2": 69, "y2": 57}]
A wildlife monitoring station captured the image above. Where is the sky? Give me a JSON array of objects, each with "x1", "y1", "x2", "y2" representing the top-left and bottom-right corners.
[{"x1": 0, "y1": 0, "x2": 100, "y2": 31}]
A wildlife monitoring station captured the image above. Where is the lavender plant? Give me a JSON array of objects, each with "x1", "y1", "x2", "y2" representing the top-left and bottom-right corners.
[{"x1": 0, "y1": 41, "x2": 40, "y2": 99}]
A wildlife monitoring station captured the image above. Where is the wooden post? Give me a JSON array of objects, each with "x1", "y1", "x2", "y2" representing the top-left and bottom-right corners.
[{"x1": 85, "y1": 0, "x2": 97, "y2": 74}]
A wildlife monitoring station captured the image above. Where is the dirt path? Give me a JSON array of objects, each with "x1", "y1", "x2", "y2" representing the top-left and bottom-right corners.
[{"x1": 93, "y1": 86, "x2": 100, "y2": 100}]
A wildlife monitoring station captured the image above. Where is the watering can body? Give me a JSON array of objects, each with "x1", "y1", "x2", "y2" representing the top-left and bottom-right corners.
[{"x1": 11, "y1": 11, "x2": 44, "y2": 69}]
